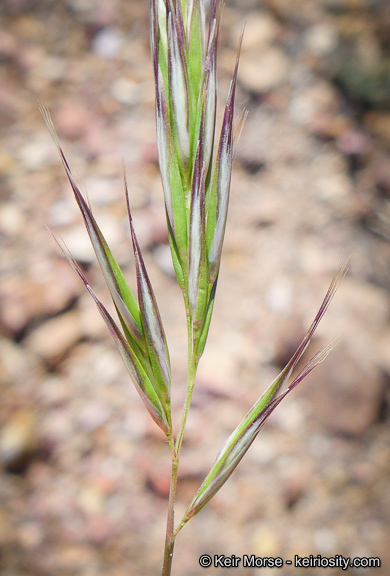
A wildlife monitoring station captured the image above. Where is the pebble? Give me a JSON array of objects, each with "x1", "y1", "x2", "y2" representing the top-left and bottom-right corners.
[
  {"x1": 264, "y1": 277, "x2": 293, "y2": 314},
  {"x1": 289, "y1": 81, "x2": 340, "y2": 126},
  {"x1": 82, "y1": 175, "x2": 123, "y2": 206},
  {"x1": 0, "y1": 258, "x2": 81, "y2": 336},
  {"x1": 251, "y1": 524, "x2": 282, "y2": 557},
  {"x1": 152, "y1": 243, "x2": 175, "y2": 277},
  {"x1": 305, "y1": 341, "x2": 385, "y2": 436},
  {"x1": 91, "y1": 27, "x2": 124, "y2": 59},
  {"x1": 239, "y1": 47, "x2": 289, "y2": 94},
  {"x1": 337, "y1": 129, "x2": 372, "y2": 157},
  {"x1": 0, "y1": 338, "x2": 41, "y2": 388},
  {"x1": 17, "y1": 135, "x2": 57, "y2": 171},
  {"x1": 78, "y1": 483, "x2": 105, "y2": 515},
  {"x1": 364, "y1": 111, "x2": 390, "y2": 146},
  {"x1": 0, "y1": 409, "x2": 38, "y2": 470},
  {"x1": 110, "y1": 77, "x2": 142, "y2": 105},
  {"x1": 17, "y1": 522, "x2": 44, "y2": 549},
  {"x1": 85, "y1": 514, "x2": 113, "y2": 545},
  {"x1": 235, "y1": 11, "x2": 279, "y2": 51},
  {"x1": 0, "y1": 508, "x2": 14, "y2": 546},
  {"x1": 247, "y1": 432, "x2": 278, "y2": 466},
  {"x1": 315, "y1": 172, "x2": 352, "y2": 200},
  {"x1": 78, "y1": 291, "x2": 111, "y2": 338},
  {"x1": 55, "y1": 101, "x2": 95, "y2": 141},
  {"x1": 0, "y1": 202, "x2": 25, "y2": 236},
  {"x1": 312, "y1": 527, "x2": 337, "y2": 554},
  {"x1": 131, "y1": 206, "x2": 168, "y2": 248},
  {"x1": 0, "y1": 29, "x2": 17, "y2": 59},
  {"x1": 59, "y1": 225, "x2": 97, "y2": 263},
  {"x1": 49, "y1": 198, "x2": 78, "y2": 227},
  {"x1": 24, "y1": 310, "x2": 83, "y2": 363},
  {"x1": 78, "y1": 400, "x2": 111, "y2": 432},
  {"x1": 196, "y1": 343, "x2": 239, "y2": 398},
  {"x1": 304, "y1": 23, "x2": 338, "y2": 57},
  {"x1": 36, "y1": 55, "x2": 68, "y2": 82},
  {"x1": 136, "y1": 451, "x2": 171, "y2": 498},
  {"x1": 39, "y1": 409, "x2": 75, "y2": 445},
  {"x1": 39, "y1": 376, "x2": 74, "y2": 407}
]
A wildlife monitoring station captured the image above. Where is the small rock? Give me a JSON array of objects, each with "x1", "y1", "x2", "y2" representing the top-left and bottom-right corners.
[
  {"x1": 78, "y1": 483, "x2": 105, "y2": 515},
  {"x1": 305, "y1": 341, "x2": 385, "y2": 436},
  {"x1": 364, "y1": 111, "x2": 390, "y2": 147},
  {"x1": 0, "y1": 29, "x2": 17, "y2": 58},
  {"x1": 78, "y1": 291, "x2": 110, "y2": 338},
  {"x1": 0, "y1": 409, "x2": 38, "y2": 471},
  {"x1": 59, "y1": 225, "x2": 96, "y2": 263},
  {"x1": 304, "y1": 23, "x2": 338, "y2": 57},
  {"x1": 39, "y1": 409, "x2": 74, "y2": 446},
  {"x1": 131, "y1": 207, "x2": 169, "y2": 248},
  {"x1": 136, "y1": 451, "x2": 171, "y2": 498},
  {"x1": 235, "y1": 11, "x2": 279, "y2": 51},
  {"x1": 61, "y1": 214, "x2": 123, "y2": 264},
  {"x1": 0, "y1": 203, "x2": 25, "y2": 236},
  {"x1": 313, "y1": 528, "x2": 337, "y2": 554},
  {"x1": 55, "y1": 101, "x2": 95, "y2": 141},
  {"x1": 17, "y1": 135, "x2": 57, "y2": 171},
  {"x1": 91, "y1": 27, "x2": 124, "y2": 59},
  {"x1": 289, "y1": 81, "x2": 340, "y2": 126},
  {"x1": 265, "y1": 277, "x2": 293, "y2": 314},
  {"x1": 152, "y1": 244, "x2": 175, "y2": 277},
  {"x1": 36, "y1": 55, "x2": 67, "y2": 82},
  {"x1": 0, "y1": 338, "x2": 42, "y2": 387},
  {"x1": 82, "y1": 175, "x2": 122, "y2": 206},
  {"x1": 196, "y1": 343, "x2": 239, "y2": 398},
  {"x1": 251, "y1": 524, "x2": 282, "y2": 557},
  {"x1": 85, "y1": 514, "x2": 113, "y2": 545},
  {"x1": 337, "y1": 129, "x2": 371, "y2": 157},
  {"x1": 110, "y1": 77, "x2": 141, "y2": 105},
  {"x1": 49, "y1": 198, "x2": 78, "y2": 227},
  {"x1": 0, "y1": 258, "x2": 81, "y2": 336},
  {"x1": 17, "y1": 522, "x2": 44, "y2": 549},
  {"x1": 0, "y1": 507, "x2": 14, "y2": 546},
  {"x1": 24, "y1": 310, "x2": 83, "y2": 363},
  {"x1": 315, "y1": 172, "x2": 352, "y2": 200},
  {"x1": 239, "y1": 47, "x2": 289, "y2": 94},
  {"x1": 39, "y1": 376, "x2": 74, "y2": 407},
  {"x1": 78, "y1": 400, "x2": 111, "y2": 432}
]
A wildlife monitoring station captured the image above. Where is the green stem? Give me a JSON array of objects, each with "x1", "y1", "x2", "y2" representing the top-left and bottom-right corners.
[
  {"x1": 161, "y1": 453, "x2": 179, "y2": 576},
  {"x1": 175, "y1": 306, "x2": 197, "y2": 456},
  {"x1": 161, "y1": 302, "x2": 198, "y2": 576}
]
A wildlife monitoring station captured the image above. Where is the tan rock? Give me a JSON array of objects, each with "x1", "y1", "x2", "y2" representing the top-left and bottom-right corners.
[
  {"x1": 24, "y1": 310, "x2": 82, "y2": 363},
  {"x1": 365, "y1": 111, "x2": 390, "y2": 146},
  {"x1": 239, "y1": 47, "x2": 289, "y2": 94},
  {"x1": 304, "y1": 341, "x2": 385, "y2": 436},
  {"x1": 236, "y1": 12, "x2": 279, "y2": 52},
  {"x1": 0, "y1": 258, "x2": 81, "y2": 336},
  {"x1": 0, "y1": 409, "x2": 38, "y2": 469}
]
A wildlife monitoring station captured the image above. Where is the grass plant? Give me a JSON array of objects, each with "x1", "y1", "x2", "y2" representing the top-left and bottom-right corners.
[{"x1": 42, "y1": 1, "x2": 347, "y2": 574}]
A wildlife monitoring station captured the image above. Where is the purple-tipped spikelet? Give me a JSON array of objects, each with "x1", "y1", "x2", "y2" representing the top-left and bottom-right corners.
[
  {"x1": 151, "y1": 0, "x2": 241, "y2": 361},
  {"x1": 41, "y1": 105, "x2": 172, "y2": 437},
  {"x1": 179, "y1": 261, "x2": 348, "y2": 526}
]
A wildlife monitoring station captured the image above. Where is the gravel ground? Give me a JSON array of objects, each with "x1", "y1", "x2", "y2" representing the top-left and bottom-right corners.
[{"x1": 1, "y1": 1, "x2": 390, "y2": 575}]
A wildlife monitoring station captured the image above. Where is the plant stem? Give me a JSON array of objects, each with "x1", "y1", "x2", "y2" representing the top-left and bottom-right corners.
[
  {"x1": 161, "y1": 303, "x2": 198, "y2": 576},
  {"x1": 162, "y1": 453, "x2": 179, "y2": 576},
  {"x1": 175, "y1": 305, "x2": 197, "y2": 456}
]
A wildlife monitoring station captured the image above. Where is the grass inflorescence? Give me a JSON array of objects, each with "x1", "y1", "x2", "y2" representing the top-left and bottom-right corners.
[{"x1": 43, "y1": 1, "x2": 347, "y2": 574}]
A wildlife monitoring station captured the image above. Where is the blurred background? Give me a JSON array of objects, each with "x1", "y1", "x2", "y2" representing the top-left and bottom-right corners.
[{"x1": 1, "y1": 0, "x2": 390, "y2": 574}]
